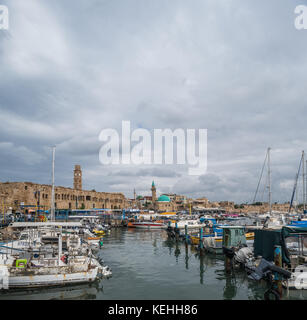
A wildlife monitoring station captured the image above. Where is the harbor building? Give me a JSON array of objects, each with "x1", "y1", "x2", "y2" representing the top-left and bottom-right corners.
[
  {"x1": 0, "y1": 165, "x2": 127, "y2": 212},
  {"x1": 150, "y1": 181, "x2": 177, "y2": 212}
]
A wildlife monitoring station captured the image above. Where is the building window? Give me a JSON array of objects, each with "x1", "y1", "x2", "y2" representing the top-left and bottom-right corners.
[
  {"x1": 25, "y1": 186, "x2": 28, "y2": 190},
  {"x1": 86, "y1": 196, "x2": 91, "y2": 201}
]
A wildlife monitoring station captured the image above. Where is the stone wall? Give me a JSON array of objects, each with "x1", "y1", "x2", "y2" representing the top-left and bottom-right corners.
[{"x1": 0, "y1": 181, "x2": 127, "y2": 211}]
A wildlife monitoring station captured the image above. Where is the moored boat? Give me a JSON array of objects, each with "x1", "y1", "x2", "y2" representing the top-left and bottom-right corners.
[{"x1": 127, "y1": 221, "x2": 167, "y2": 229}]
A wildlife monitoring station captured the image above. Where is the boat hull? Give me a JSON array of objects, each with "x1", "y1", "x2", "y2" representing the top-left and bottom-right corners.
[
  {"x1": 128, "y1": 222, "x2": 166, "y2": 229},
  {"x1": 7, "y1": 268, "x2": 98, "y2": 289}
]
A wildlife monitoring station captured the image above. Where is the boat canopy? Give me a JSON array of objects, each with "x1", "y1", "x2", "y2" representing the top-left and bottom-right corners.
[{"x1": 253, "y1": 226, "x2": 307, "y2": 266}]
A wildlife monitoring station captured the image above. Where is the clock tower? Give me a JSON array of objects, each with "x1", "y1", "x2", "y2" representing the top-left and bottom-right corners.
[{"x1": 73, "y1": 165, "x2": 82, "y2": 190}]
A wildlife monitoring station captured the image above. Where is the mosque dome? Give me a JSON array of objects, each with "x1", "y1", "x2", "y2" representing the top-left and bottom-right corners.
[{"x1": 157, "y1": 195, "x2": 170, "y2": 202}]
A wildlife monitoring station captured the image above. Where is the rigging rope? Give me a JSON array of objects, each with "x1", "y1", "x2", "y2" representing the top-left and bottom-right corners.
[{"x1": 252, "y1": 151, "x2": 268, "y2": 204}]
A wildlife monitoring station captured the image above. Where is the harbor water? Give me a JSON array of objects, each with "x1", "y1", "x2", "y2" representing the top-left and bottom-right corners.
[{"x1": 0, "y1": 227, "x2": 306, "y2": 300}]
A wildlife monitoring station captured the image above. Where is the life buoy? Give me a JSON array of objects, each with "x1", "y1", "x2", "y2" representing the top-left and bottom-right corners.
[
  {"x1": 16, "y1": 259, "x2": 27, "y2": 268},
  {"x1": 60, "y1": 254, "x2": 68, "y2": 264}
]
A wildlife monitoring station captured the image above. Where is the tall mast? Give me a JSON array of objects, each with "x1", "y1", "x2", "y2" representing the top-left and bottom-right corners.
[
  {"x1": 303, "y1": 151, "x2": 305, "y2": 212},
  {"x1": 51, "y1": 146, "x2": 56, "y2": 222},
  {"x1": 268, "y1": 147, "x2": 272, "y2": 215},
  {"x1": 306, "y1": 159, "x2": 307, "y2": 213}
]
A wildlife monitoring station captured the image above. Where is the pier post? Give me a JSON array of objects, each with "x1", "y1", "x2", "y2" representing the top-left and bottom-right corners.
[
  {"x1": 175, "y1": 222, "x2": 179, "y2": 241},
  {"x1": 273, "y1": 245, "x2": 283, "y2": 298},
  {"x1": 225, "y1": 256, "x2": 232, "y2": 274},
  {"x1": 58, "y1": 227, "x2": 62, "y2": 266},
  {"x1": 199, "y1": 227, "x2": 204, "y2": 255},
  {"x1": 185, "y1": 225, "x2": 188, "y2": 244},
  {"x1": 199, "y1": 228, "x2": 203, "y2": 248},
  {"x1": 185, "y1": 243, "x2": 189, "y2": 270}
]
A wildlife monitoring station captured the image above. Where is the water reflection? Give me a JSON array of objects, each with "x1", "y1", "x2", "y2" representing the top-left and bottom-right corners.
[
  {"x1": 164, "y1": 234, "x2": 268, "y2": 300},
  {"x1": 174, "y1": 242, "x2": 180, "y2": 263},
  {"x1": 0, "y1": 228, "x2": 291, "y2": 300},
  {"x1": 199, "y1": 254, "x2": 204, "y2": 285},
  {"x1": 185, "y1": 244, "x2": 189, "y2": 270},
  {"x1": 0, "y1": 282, "x2": 101, "y2": 300}
]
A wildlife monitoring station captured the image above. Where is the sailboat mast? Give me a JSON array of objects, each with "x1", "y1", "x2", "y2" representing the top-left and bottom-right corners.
[
  {"x1": 306, "y1": 159, "x2": 307, "y2": 213},
  {"x1": 51, "y1": 146, "x2": 56, "y2": 222},
  {"x1": 268, "y1": 147, "x2": 272, "y2": 215},
  {"x1": 303, "y1": 151, "x2": 305, "y2": 212}
]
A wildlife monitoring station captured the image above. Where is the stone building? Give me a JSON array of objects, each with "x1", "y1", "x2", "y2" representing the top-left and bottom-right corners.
[
  {"x1": 0, "y1": 165, "x2": 127, "y2": 212},
  {"x1": 73, "y1": 165, "x2": 82, "y2": 190},
  {"x1": 150, "y1": 181, "x2": 177, "y2": 212}
]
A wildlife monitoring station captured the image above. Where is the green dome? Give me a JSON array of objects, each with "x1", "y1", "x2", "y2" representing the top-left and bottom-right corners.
[{"x1": 157, "y1": 195, "x2": 170, "y2": 202}]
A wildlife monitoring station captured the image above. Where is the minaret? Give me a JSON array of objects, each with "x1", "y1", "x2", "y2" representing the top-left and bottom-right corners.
[
  {"x1": 74, "y1": 165, "x2": 82, "y2": 190},
  {"x1": 151, "y1": 181, "x2": 156, "y2": 204}
]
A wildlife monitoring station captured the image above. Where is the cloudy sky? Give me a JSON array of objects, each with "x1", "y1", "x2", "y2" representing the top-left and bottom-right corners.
[{"x1": 0, "y1": 0, "x2": 307, "y2": 203}]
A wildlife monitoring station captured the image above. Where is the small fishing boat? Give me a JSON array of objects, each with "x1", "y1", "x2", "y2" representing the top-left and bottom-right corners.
[
  {"x1": 203, "y1": 236, "x2": 223, "y2": 254},
  {"x1": 245, "y1": 232, "x2": 255, "y2": 240},
  {"x1": 190, "y1": 234, "x2": 222, "y2": 246},
  {"x1": 169, "y1": 219, "x2": 204, "y2": 229},
  {"x1": 127, "y1": 221, "x2": 166, "y2": 229},
  {"x1": 0, "y1": 255, "x2": 100, "y2": 289},
  {"x1": 92, "y1": 229, "x2": 105, "y2": 236}
]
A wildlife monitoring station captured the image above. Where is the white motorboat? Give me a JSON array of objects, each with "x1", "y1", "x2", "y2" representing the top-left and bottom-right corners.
[{"x1": 128, "y1": 221, "x2": 167, "y2": 229}]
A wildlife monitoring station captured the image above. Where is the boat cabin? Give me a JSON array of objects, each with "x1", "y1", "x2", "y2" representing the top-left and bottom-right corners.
[{"x1": 221, "y1": 226, "x2": 246, "y2": 248}]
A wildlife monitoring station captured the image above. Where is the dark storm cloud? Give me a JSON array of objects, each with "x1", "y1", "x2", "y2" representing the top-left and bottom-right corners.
[{"x1": 0, "y1": 0, "x2": 307, "y2": 201}]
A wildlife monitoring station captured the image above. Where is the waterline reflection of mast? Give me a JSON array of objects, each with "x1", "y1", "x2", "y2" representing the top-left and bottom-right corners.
[{"x1": 51, "y1": 146, "x2": 56, "y2": 222}]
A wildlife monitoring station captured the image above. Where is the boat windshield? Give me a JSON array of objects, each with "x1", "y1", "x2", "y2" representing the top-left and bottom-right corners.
[
  {"x1": 285, "y1": 234, "x2": 307, "y2": 256},
  {"x1": 19, "y1": 234, "x2": 28, "y2": 240}
]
